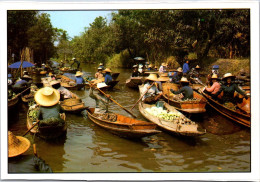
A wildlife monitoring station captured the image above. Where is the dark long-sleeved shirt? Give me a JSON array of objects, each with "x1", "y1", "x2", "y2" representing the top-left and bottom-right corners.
[
  {"x1": 37, "y1": 104, "x2": 63, "y2": 120},
  {"x1": 215, "y1": 83, "x2": 246, "y2": 103},
  {"x1": 170, "y1": 86, "x2": 193, "y2": 100},
  {"x1": 104, "y1": 73, "x2": 112, "y2": 85},
  {"x1": 170, "y1": 72, "x2": 181, "y2": 84}
]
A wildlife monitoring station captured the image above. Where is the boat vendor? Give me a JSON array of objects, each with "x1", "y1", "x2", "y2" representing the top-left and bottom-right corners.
[
  {"x1": 170, "y1": 77, "x2": 193, "y2": 100},
  {"x1": 170, "y1": 67, "x2": 183, "y2": 84},
  {"x1": 71, "y1": 57, "x2": 80, "y2": 70},
  {"x1": 214, "y1": 73, "x2": 249, "y2": 104},
  {"x1": 89, "y1": 83, "x2": 110, "y2": 113},
  {"x1": 142, "y1": 74, "x2": 162, "y2": 104},
  {"x1": 75, "y1": 71, "x2": 85, "y2": 85},
  {"x1": 99, "y1": 63, "x2": 105, "y2": 70},
  {"x1": 203, "y1": 74, "x2": 221, "y2": 100},
  {"x1": 12, "y1": 75, "x2": 32, "y2": 94},
  {"x1": 34, "y1": 87, "x2": 65, "y2": 128},
  {"x1": 159, "y1": 63, "x2": 167, "y2": 73},
  {"x1": 95, "y1": 67, "x2": 104, "y2": 79},
  {"x1": 132, "y1": 65, "x2": 141, "y2": 77},
  {"x1": 50, "y1": 80, "x2": 73, "y2": 101},
  {"x1": 103, "y1": 68, "x2": 113, "y2": 85},
  {"x1": 8, "y1": 131, "x2": 30, "y2": 158},
  {"x1": 182, "y1": 59, "x2": 190, "y2": 76}
]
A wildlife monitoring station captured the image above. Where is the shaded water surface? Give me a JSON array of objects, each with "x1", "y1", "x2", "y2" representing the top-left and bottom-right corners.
[{"x1": 8, "y1": 64, "x2": 250, "y2": 173}]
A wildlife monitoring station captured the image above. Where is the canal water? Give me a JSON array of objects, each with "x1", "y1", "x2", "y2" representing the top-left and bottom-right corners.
[{"x1": 8, "y1": 63, "x2": 250, "y2": 173}]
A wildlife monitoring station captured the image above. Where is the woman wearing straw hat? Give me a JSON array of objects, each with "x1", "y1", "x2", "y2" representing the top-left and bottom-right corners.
[
  {"x1": 103, "y1": 68, "x2": 113, "y2": 85},
  {"x1": 170, "y1": 67, "x2": 183, "y2": 84},
  {"x1": 214, "y1": 73, "x2": 248, "y2": 104},
  {"x1": 50, "y1": 80, "x2": 73, "y2": 100},
  {"x1": 203, "y1": 74, "x2": 221, "y2": 100},
  {"x1": 75, "y1": 71, "x2": 85, "y2": 85},
  {"x1": 8, "y1": 131, "x2": 30, "y2": 158},
  {"x1": 95, "y1": 67, "x2": 104, "y2": 79},
  {"x1": 99, "y1": 63, "x2": 105, "y2": 70},
  {"x1": 132, "y1": 65, "x2": 141, "y2": 77},
  {"x1": 142, "y1": 74, "x2": 162, "y2": 104},
  {"x1": 34, "y1": 87, "x2": 65, "y2": 129},
  {"x1": 170, "y1": 77, "x2": 193, "y2": 100},
  {"x1": 159, "y1": 63, "x2": 167, "y2": 73}
]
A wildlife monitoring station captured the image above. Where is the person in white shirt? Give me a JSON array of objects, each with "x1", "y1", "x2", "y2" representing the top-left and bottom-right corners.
[{"x1": 142, "y1": 74, "x2": 162, "y2": 104}]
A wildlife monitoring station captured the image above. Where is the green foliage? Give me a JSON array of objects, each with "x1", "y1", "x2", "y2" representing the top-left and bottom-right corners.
[{"x1": 106, "y1": 49, "x2": 131, "y2": 68}]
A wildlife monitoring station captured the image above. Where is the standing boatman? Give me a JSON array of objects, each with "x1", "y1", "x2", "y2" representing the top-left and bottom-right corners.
[
  {"x1": 182, "y1": 59, "x2": 190, "y2": 76},
  {"x1": 71, "y1": 58, "x2": 80, "y2": 70}
]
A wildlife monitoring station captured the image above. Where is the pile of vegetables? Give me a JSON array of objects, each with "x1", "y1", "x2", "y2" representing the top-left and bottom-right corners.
[
  {"x1": 28, "y1": 104, "x2": 39, "y2": 121},
  {"x1": 145, "y1": 106, "x2": 195, "y2": 125}
]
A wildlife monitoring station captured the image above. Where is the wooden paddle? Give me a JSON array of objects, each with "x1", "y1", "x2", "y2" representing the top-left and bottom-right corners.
[
  {"x1": 130, "y1": 82, "x2": 155, "y2": 111},
  {"x1": 23, "y1": 120, "x2": 40, "y2": 136},
  {"x1": 15, "y1": 87, "x2": 31, "y2": 98},
  {"x1": 87, "y1": 80, "x2": 137, "y2": 118}
]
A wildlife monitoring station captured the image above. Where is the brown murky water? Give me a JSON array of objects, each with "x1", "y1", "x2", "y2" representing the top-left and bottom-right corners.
[{"x1": 8, "y1": 64, "x2": 250, "y2": 173}]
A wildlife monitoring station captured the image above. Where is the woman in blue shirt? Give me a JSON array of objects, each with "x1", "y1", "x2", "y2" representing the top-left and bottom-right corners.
[
  {"x1": 103, "y1": 68, "x2": 113, "y2": 85},
  {"x1": 75, "y1": 71, "x2": 85, "y2": 85},
  {"x1": 182, "y1": 60, "x2": 190, "y2": 75}
]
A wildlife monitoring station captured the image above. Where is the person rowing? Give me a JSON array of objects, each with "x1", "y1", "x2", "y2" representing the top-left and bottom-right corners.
[
  {"x1": 103, "y1": 68, "x2": 113, "y2": 85},
  {"x1": 142, "y1": 74, "x2": 162, "y2": 104},
  {"x1": 203, "y1": 74, "x2": 221, "y2": 100},
  {"x1": 50, "y1": 80, "x2": 73, "y2": 101},
  {"x1": 95, "y1": 67, "x2": 104, "y2": 79},
  {"x1": 170, "y1": 67, "x2": 183, "y2": 84},
  {"x1": 214, "y1": 73, "x2": 249, "y2": 104},
  {"x1": 169, "y1": 77, "x2": 193, "y2": 100}
]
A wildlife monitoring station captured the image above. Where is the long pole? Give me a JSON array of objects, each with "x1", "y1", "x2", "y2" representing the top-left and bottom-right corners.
[
  {"x1": 23, "y1": 120, "x2": 40, "y2": 136},
  {"x1": 87, "y1": 81, "x2": 137, "y2": 118},
  {"x1": 130, "y1": 82, "x2": 155, "y2": 111}
]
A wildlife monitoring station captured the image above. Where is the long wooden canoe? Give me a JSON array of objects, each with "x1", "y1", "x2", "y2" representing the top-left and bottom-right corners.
[
  {"x1": 112, "y1": 72, "x2": 120, "y2": 80},
  {"x1": 161, "y1": 83, "x2": 207, "y2": 113},
  {"x1": 138, "y1": 101, "x2": 206, "y2": 137},
  {"x1": 27, "y1": 106, "x2": 67, "y2": 139},
  {"x1": 86, "y1": 108, "x2": 161, "y2": 139},
  {"x1": 201, "y1": 91, "x2": 250, "y2": 127},
  {"x1": 58, "y1": 75, "x2": 85, "y2": 90},
  {"x1": 126, "y1": 77, "x2": 144, "y2": 89}
]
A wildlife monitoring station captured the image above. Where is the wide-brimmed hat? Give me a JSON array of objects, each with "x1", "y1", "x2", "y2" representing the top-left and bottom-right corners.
[
  {"x1": 48, "y1": 72, "x2": 53, "y2": 76},
  {"x1": 211, "y1": 74, "x2": 220, "y2": 80},
  {"x1": 42, "y1": 63, "x2": 45, "y2": 66},
  {"x1": 148, "y1": 65, "x2": 152, "y2": 68},
  {"x1": 133, "y1": 65, "x2": 138, "y2": 68},
  {"x1": 145, "y1": 73, "x2": 159, "y2": 81},
  {"x1": 72, "y1": 57, "x2": 76, "y2": 60},
  {"x1": 97, "y1": 67, "x2": 103, "y2": 70},
  {"x1": 161, "y1": 63, "x2": 166, "y2": 67},
  {"x1": 8, "y1": 131, "x2": 30, "y2": 158},
  {"x1": 222, "y1": 73, "x2": 236, "y2": 80},
  {"x1": 75, "y1": 71, "x2": 83, "y2": 77},
  {"x1": 34, "y1": 87, "x2": 60, "y2": 107},
  {"x1": 195, "y1": 65, "x2": 201, "y2": 69},
  {"x1": 23, "y1": 71, "x2": 28, "y2": 74},
  {"x1": 158, "y1": 73, "x2": 170, "y2": 82},
  {"x1": 99, "y1": 63, "x2": 103, "y2": 66},
  {"x1": 177, "y1": 67, "x2": 183, "y2": 72},
  {"x1": 22, "y1": 75, "x2": 32, "y2": 80},
  {"x1": 180, "y1": 77, "x2": 189, "y2": 83},
  {"x1": 103, "y1": 68, "x2": 112, "y2": 73}
]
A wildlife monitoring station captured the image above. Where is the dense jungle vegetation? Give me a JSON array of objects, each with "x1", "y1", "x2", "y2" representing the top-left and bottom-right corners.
[{"x1": 7, "y1": 9, "x2": 250, "y2": 70}]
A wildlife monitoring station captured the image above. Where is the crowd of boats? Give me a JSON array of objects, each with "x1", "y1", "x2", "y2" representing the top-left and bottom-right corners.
[{"x1": 7, "y1": 60, "x2": 250, "y2": 161}]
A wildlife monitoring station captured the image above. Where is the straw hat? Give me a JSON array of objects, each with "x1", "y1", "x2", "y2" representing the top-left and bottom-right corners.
[
  {"x1": 211, "y1": 74, "x2": 219, "y2": 80},
  {"x1": 72, "y1": 57, "x2": 76, "y2": 60},
  {"x1": 75, "y1": 71, "x2": 83, "y2": 77},
  {"x1": 133, "y1": 65, "x2": 138, "y2": 68},
  {"x1": 158, "y1": 73, "x2": 170, "y2": 82},
  {"x1": 22, "y1": 75, "x2": 32, "y2": 80},
  {"x1": 50, "y1": 80, "x2": 60, "y2": 86},
  {"x1": 42, "y1": 63, "x2": 45, "y2": 66},
  {"x1": 148, "y1": 65, "x2": 152, "y2": 68},
  {"x1": 99, "y1": 63, "x2": 103, "y2": 66},
  {"x1": 195, "y1": 65, "x2": 200, "y2": 69},
  {"x1": 145, "y1": 73, "x2": 159, "y2": 81},
  {"x1": 97, "y1": 67, "x2": 103, "y2": 70},
  {"x1": 154, "y1": 66, "x2": 158, "y2": 69},
  {"x1": 161, "y1": 63, "x2": 166, "y2": 67},
  {"x1": 180, "y1": 77, "x2": 189, "y2": 83},
  {"x1": 177, "y1": 67, "x2": 183, "y2": 72},
  {"x1": 48, "y1": 72, "x2": 53, "y2": 76},
  {"x1": 103, "y1": 68, "x2": 112, "y2": 73},
  {"x1": 34, "y1": 87, "x2": 60, "y2": 107},
  {"x1": 222, "y1": 73, "x2": 236, "y2": 80},
  {"x1": 8, "y1": 131, "x2": 30, "y2": 158}
]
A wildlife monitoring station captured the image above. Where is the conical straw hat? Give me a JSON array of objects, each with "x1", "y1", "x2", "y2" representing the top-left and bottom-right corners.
[
  {"x1": 158, "y1": 73, "x2": 170, "y2": 82},
  {"x1": 180, "y1": 77, "x2": 189, "y2": 83},
  {"x1": 195, "y1": 65, "x2": 200, "y2": 69},
  {"x1": 223, "y1": 73, "x2": 235, "y2": 80},
  {"x1": 211, "y1": 74, "x2": 219, "y2": 80},
  {"x1": 75, "y1": 71, "x2": 83, "y2": 77},
  {"x1": 145, "y1": 73, "x2": 158, "y2": 81},
  {"x1": 103, "y1": 68, "x2": 112, "y2": 73},
  {"x1": 161, "y1": 63, "x2": 166, "y2": 66},
  {"x1": 177, "y1": 67, "x2": 183, "y2": 72},
  {"x1": 34, "y1": 87, "x2": 60, "y2": 107},
  {"x1": 8, "y1": 131, "x2": 30, "y2": 158}
]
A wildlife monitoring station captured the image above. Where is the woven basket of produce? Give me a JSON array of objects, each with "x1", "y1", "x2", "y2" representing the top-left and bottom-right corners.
[{"x1": 62, "y1": 98, "x2": 82, "y2": 105}]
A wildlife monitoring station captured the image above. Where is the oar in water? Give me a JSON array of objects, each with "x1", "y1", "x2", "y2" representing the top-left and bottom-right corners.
[
  {"x1": 87, "y1": 80, "x2": 137, "y2": 118},
  {"x1": 23, "y1": 120, "x2": 40, "y2": 137},
  {"x1": 130, "y1": 82, "x2": 155, "y2": 111}
]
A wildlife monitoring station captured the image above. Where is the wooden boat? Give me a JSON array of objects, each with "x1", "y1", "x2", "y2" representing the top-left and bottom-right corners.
[
  {"x1": 57, "y1": 75, "x2": 85, "y2": 90},
  {"x1": 201, "y1": 91, "x2": 250, "y2": 127},
  {"x1": 161, "y1": 83, "x2": 207, "y2": 113},
  {"x1": 138, "y1": 101, "x2": 206, "y2": 137},
  {"x1": 27, "y1": 106, "x2": 67, "y2": 139},
  {"x1": 59, "y1": 67, "x2": 77, "y2": 74},
  {"x1": 107, "y1": 80, "x2": 119, "y2": 89},
  {"x1": 111, "y1": 72, "x2": 120, "y2": 80},
  {"x1": 86, "y1": 108, "x2": 161, "y2": 139},
  {"x1": 126, "y1": 77, "x2": 144, "y2": 89},
  {"x1": 8, "y1": 95, "x2": 19, "y2": 110}
]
